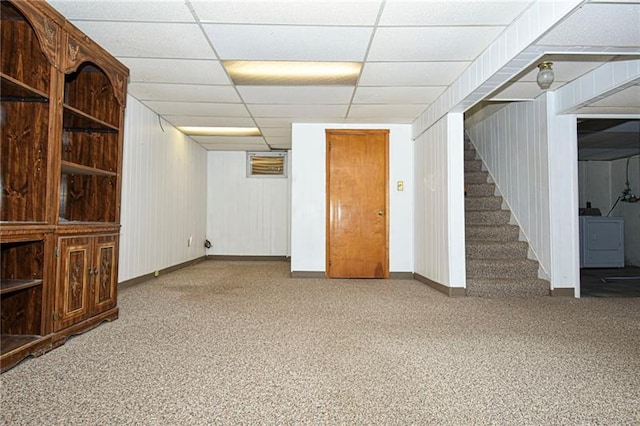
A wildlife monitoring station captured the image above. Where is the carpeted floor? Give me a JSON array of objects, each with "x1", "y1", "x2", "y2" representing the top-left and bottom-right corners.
[{"x1": 2, "y1": 260, "x2": 640, "y2": 425}]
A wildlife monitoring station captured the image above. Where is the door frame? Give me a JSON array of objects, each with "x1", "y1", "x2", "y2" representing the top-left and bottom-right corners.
[{"x1": 325, "y1": 129, "x2": 389, "y2": 278}]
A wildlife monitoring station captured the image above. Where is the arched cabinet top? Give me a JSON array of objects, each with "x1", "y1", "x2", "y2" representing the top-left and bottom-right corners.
[
  {"x1": 62, "y1": 29, "x2": 128, "y2": 108},
  {"x1": 5, "y1": 0, "x2": 62, "y2": 69}
]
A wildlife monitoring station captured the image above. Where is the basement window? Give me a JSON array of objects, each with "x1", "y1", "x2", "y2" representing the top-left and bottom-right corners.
[{"x1": 247, "y1": 152, "x2": 287, "y2": 178}]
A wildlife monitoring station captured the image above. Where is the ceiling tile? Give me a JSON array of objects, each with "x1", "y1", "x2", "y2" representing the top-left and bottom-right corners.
[
  {"x1": 50, "y1": 0, "x2": 637, "y2": 153},
  {"x1": 191, "y1": 136, "x2": 265, "y2": 145},
  {"x1": 248, "y1": 104, "x2": 348, "y2": 118},
  {"x1": 48, "y1": 1, "x2": 195, "y2": 22},
  {"x1": 163, "y1": 116, "x2": 257, "y2": 128},
  {"x1": 191, "y1": 1, "x2": 382, "y2": 25},
  {"x1": 254, "y1": 117, "x2": 346, "y2": 128},
  {"x1": 264, "y1": 136, "x2": 291, "y2": 147},
  {"x1": 70, "y1": 22, "x2": 215, "y2": 59},
  {"x1": 359, "y1": 62, "x2": 470, "y2": 86},
  {"x1": 128, "y1": 83, "x2": 241, "y2": 103},
  {"x1": 121, "y1": 59, "x2": 231, "y2": 85},
  {"x1": 261, "y1": 128, "x2": 292, "y2": 137},
  {"x1": 379, "y1": 1, "x2": 531, "y2": 26},
  {"x1": 200, "y1": 144, "x2": 270, "y2": 152},
  {"x1": 144, "y1": 101, "x2": 250, "y2": 117},
  {"x1": 347, "y1": 104, "x2": 426, "y2": 119},
  {"x1": 368, "y1": 27, "x2": 504, "y2": 61},
  {"x1": 353, "y1": 87, "x2": 443, "y2": 104},
  {"x1": 254, "y1": 118, "x2": 295, "y2": 128},
  {"x1": 538, "y1": 3, "x2": 640, "y2": 47},
  {"x1": 342, "y1": 116, "x2": 414, "y2": 124},
  {"x1": 237, "y1": 86, "x2": 354, "y2": 104},
  {"x1": 203, "y1": 24, "x2": 373, "y2": 61}
]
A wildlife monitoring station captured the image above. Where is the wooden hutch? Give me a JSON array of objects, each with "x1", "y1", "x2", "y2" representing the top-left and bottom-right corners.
[{"x1": 1, "y1": 0, "x2": 128, "y2": 371}]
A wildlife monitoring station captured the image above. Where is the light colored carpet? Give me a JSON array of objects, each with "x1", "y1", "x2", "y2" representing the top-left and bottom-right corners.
[{"x1": 2, "y1": 260, "x2": 639, "y2": 425}]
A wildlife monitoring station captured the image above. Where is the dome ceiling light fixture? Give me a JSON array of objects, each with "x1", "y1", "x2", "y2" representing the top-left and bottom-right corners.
[{"x1": 536, "y1": 61, "x2": 555, "y2": 90}]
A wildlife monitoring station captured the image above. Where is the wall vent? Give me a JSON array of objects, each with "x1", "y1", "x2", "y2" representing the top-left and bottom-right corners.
[{"x1": 247, "y1": 152, "x2": 287, "y2": 178}]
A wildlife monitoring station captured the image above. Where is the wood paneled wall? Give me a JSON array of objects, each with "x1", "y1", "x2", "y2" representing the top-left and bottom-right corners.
[
  {"x1": 466, "y1": 95, "x2": 551, "y2": 279},
  {"x1": 207, "y1": 151, "x2": 290, "y2": 256},
  {"x1": 118, "y1": 96, "x2": 207, "y2": 282},
  {"x1": 414, "y1": 114, "x2": 466, "y2": 288}
]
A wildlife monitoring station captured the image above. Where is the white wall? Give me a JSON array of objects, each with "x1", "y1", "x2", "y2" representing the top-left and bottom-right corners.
[
  {"x1": 579, "y1": 156, "x2": 640, "y2": 266},
  {"x1": 206, "y1": 151, "x2": 290, "y2": 256},
  {"x1": 119, "y1": 95, "x2": 207, "y2": 282},
  {"x1": 291, "y1": 123, "x2": 414, "y2": 273},
  {"x1": 578, "y1": 161, "x2": 614, "y2": 212},
  {"x1": 546, "y1": 105, "x2": 580, "y2": 292},
  {"x1": 414, "y1": 114, "x2": 466, "y2": 287},
  {"x1": 466, "y1": 96, "x2": 552, "y2": 279}
]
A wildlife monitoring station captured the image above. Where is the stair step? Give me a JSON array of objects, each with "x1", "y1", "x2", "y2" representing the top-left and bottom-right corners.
[
  {"x1": 465, "y1": 210, "x2": 511, "y2": 225},
  {"x1": 467, "y1": 258, "x2": 538, "y2": 279},
  {"x1": 464, "y1": 171, "x2": 489, "y2": 184},
  {"x1": 466, "y1": 278, "x2": 549, "y2": 297},
  {"x1": 465, "y1": 196, "x2": 503, "y2": 211},
  {"x1": 463, "y1": 136, "x2": 548, "y2": 297},
  {"x1": 465, "y1": 183, "x2": 495, "y2": 197},
  {"x1": 464, "y1": 159, "x2": 482, "y2": 172},
  {"x1": 466, "y1": 241, "x2": 529, "y2": 259},
  {"x1": 466, "y1": 224, "x2": 519, "y2": 241}
]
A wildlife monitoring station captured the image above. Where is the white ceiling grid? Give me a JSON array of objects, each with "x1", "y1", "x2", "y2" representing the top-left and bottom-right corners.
[{"x1": 47, "y1": 0, "x2": 640, "y2": 151}]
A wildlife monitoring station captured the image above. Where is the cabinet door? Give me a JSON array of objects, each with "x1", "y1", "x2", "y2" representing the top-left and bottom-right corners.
[
  {"x1": 91, "y1": 234, "x2": 118, "y2": 316},
  {"x1": 54, "y1": 236, "x2": 91, "y2": 331}
]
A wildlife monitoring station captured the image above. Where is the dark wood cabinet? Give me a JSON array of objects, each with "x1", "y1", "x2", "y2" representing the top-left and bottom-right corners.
[
  {"x1": 1, "y1": 0, "x2": 127, "y2": 372},
  {"x1": 54, "y1": 234, "x2": 118, "y2": 332}
]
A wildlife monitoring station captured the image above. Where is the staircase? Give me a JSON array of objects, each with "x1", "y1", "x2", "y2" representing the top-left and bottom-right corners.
[{"x1": 464, "y1": 139, "x2": 549, "y2": 297}]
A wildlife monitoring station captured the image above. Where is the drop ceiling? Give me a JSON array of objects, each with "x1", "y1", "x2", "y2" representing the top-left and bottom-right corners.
[{"x1": 47, "y1": 0, "x2": 640, "y2": 152}]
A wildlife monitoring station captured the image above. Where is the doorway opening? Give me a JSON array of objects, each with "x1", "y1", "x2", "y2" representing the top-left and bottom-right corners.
[{"x1": 577, "y1": 118, "x2": 640, "y2": 296}]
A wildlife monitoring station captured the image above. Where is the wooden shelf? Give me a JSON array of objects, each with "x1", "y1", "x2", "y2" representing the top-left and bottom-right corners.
[
  {"x1": 1, "y1": 73, "x2": 48, "y2": 101},
  {"x1": 61, "y1": 160, "x2": 117, "y2": 177},
  {"x1": 0, "y1": 278, "x2": 43, "y2": 295},
  {"x1": 63, "y1": 104, "x2": 118, "y2": 133},
  {"x1": 0, "y1": 335, "x2": 42, "y2": 356}
]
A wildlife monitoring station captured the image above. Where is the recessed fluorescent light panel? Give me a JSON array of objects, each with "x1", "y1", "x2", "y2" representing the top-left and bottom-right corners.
[
  {"x1": 223, "y1": 61, "x2": 362, "y2": 85},
  {"x1": 178, "y1": 126, "x2": 261, "y2": 136}
]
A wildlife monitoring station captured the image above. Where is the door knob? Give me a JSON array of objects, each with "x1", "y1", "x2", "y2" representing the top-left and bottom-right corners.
[{"x1": 378, "y1": 210, "x2": 384, "y2": 216}]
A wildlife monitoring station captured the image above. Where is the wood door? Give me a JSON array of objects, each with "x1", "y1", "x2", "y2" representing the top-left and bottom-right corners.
[
  {"x1": 54, "y1": 236, "x2": 90, "y2": 331},
  {"x1": 90, "y1": 234, "x2": 118, "y2": 316},
  {"x1": 326, "y1": 129, "x2": 389, "y2": 278}
]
